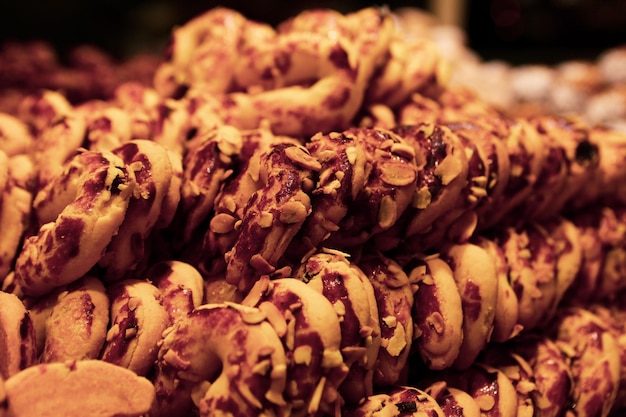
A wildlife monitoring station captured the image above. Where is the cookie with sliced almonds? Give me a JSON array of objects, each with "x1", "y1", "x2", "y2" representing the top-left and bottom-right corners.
[
  {"x1": 151, "y1": 302, "x2": 288, "y2": 417},
  {"x1": 552, "y1": 307, "x2": 621, "y2": 417},
  {"x1": 592, "y1": 206, "x2": 626, "y2": 299},
  {"x1": 439, "y1": 242, "x2": 498, "y2": 370},
  {"x1": 148, "y1": 260, "x2": 205, "y2": 324},
  {"x1": 293, "y1": 129, "x2": 369, "y2": 255},
  {"x1": 494, "y1": 223, "x2": 559, "y2": 331},
  {"x1": 578, "y1": 127, "x2": 626, "y2": 208},
  {"x1": 441, "y1": 363, "x2": 519, "y2": 417},
  {"x1": 525, "y1": 115, "x2": 599, "y2": 219},
  {"x1": 405, "y1": 253, "x2": 463, "y2": 370},
  {"x1": 98, "y1": 139, "x2": 175, "y2": 281},
  {"x1": 471, "y1": 236, "x2": 520, "y2": 342},
  {"x1": 480, "y1": 346, "x2": 537, "y2": 417},
  {"x1": 100, "y1": 279, "x2": 170, "y2": 376},
  {"x1": 203, "y1": 130, "x2": 298, "y2": 275},
  {"x1": 425, "y1": 381, "x2": 481, "y2": 417},
  {"x1": 242, "y1": 277, "x2": 347, "y2": 416},
  {"x1": 225, "y1": 143, "x2": 321, "y2": 293},
  {"x1": 512, "y1": 334, "x2": 573, "y2": 417},
  {"x1": 294, "y1": 248, "x2": 381, "y2": 404},
  {"x1": 358, "y1": 250, "x2": 414, "y2": 386},
  {"x1": 2, "y1": 360, "x2": 155, "y2": 417},
  {"x1": 176, "y1": 124, "x2": 243, "y2": 245},
  {"x1": 14, "y1": 150, "x2": 136, "y2": 297},
  {"x1": 78, "y1": 104, "x2": 133, "y2": 152},
  {"x1": 323, "y1": 127, "x2": 418, "y2": 249},
  {"x1": 345, "y1": 385, "x2": 446, "y2": 417},
  {"x1": 408, "y1": 121, "x2": 493, "y2": 251},
  {"x1": 542, "y1": 217, "x2": 583, "y2": 313},
  {"x1": 213, "y1": 7, "x2": 395, "y2": 137},
  {"x1": 478, "y1": 116, "x2": 549, "y2": 230},
  {"x1": 375, "y1": 123, "x2": 468, "y2": 252},
  {"x1": 36, "y1": 276, "x2": 110, "y2": 363},
  {"x1": 0, "y1": 292, "x2": 36, "y2": 379}
]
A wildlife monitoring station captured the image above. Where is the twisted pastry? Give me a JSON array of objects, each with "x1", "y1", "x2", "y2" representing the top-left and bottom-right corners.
[
  {"x1": 14, "y1": 150, "x2": 136, "y2": 297},
  {"x1": 156, "y1": 7, "x2": 396, "y2": 137},
  {"x1": 152, "y1": 302, "x2": 288, "y2": 417},
  {"x1": 224, "y1": 142, "x2": 320, "y2": 292}
]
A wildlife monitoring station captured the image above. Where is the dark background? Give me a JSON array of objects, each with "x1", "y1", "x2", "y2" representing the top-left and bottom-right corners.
[{"x1": 1, "y1": 0, "x2": 625, "y2": 65}]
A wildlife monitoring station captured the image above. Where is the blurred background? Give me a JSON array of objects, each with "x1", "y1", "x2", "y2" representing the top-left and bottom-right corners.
[{"x1": 0, "y1": 0, "x2": 625, "y2": 64}]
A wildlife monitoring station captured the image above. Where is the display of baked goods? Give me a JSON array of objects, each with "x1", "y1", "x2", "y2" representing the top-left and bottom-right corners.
[{"x1": 2, "y1": 5, "x2": 626, "y2": 417}]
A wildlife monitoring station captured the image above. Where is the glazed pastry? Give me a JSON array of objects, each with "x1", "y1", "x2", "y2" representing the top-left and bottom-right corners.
[
  {"x1": 440, "y1": 243, "x2": 498, "y2": 370},
  {"x1": 100, "y1": 279, "x2": 170, "y2": 376},
  {"x1": 17, "y1": 90, "x2": 87, "y2": 188},
  {"x1": 225, "y1": 143, "x2": 320, "y2": 293},
  {"x1": 98, "y1": 139, "x2": 175, "y2": 281},
  {"x1": 471, "y1": 236, "x2": 520, "y2": 342},
  {"x1": 242, "y1": 277, "x2": 347, "y2": 416},
  {"x1": 344, "y1": 386, "x2": 445, "y2": 417},
  {"x1": 375, "y1": 123, "x2": 468, "y2": 252},
  {"x1": 148, "y1": 260, "x2": 205, "y2": 324},
  {"x1": 405, "y1": 253, "x2": 463, "y2": 370},
  {"x1": 1, "y1": 360, "x2": 155, "y2": 417},
  {"x1": 358, "y1": 250, "x2": 414, "y2": 386},
  {"x1": 36, "y1": 276, "x2": 110, "y2": 363},
  {"x1": 213, "y1": 7, "x2": 395, "y2": 137},
  {"x1": 153, "y1": 7, "x2": 252, "y2": 98},
  {"x1": 152, "y1": 302, "x2": 288, "y2": 417},
  {"x1": 324, "y1": 127, "x2": 418, "y2": 249},
  {"x1": 0, "y1": 292, "x2": 36, "y2": 379},
  {"x1": 294, "y1": 248, "x2": 381, "y2": 404},
  {"x1": 480, "y1": 346, "x2": 537, "y2": 417},
  {"x1": 365, "y1": 35, "x2": 449, "y2": 108},
  {"x1": 0, "y1": 154, "x2": 35, "y2": 281},
  {"x1": 442, "y1": 363, "x2": 519, "y2": 417},
  {"x1": 551, "y1": 308, "x2": 621, "y2": 417},
  {"x1": 425, "y1": 381, "x2": 481, "y2": 417},
  {"x1": 177, "y1": 124, "x2": 243, "y2": 245},
  {"x1": 512, "y1": 334, "x2": 573, "y2": 417},
  {"x1": 203, "y1": 129, "x2": 299, "y2": 274},
  {"x1": 543, "y1": 217, "x2": 583, "y2": 314},
  {"x1": 79, "y1": 104, "x2": 133, "y2": 152},
  {"x1": 14, "y1": 150, "x2": 136, "y2": 297},
  {"x1": 493, "y1": 223, "x2": 558, "y2": 331}
]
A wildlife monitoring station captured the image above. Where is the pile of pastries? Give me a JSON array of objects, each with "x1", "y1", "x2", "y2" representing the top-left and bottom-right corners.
[{"x1": 1, "y1": 6, "x2": 626, "y2": 417}]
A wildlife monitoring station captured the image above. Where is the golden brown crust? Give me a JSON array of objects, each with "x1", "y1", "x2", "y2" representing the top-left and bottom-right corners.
[
  {"x1": 224, "y1": 143, "x2": 320, "y2": 293},
  {"x1": 39, "y1": 276, "x2": 110, "y2": 363},
  {"x1": 0, "y1": 292, "x2": 36, "y2": 379},
  {"x1": 100, "y1": 279, "x2": 169, "y2": 376},
  {"x1": 2, "y1": 360, "x2": 155, "y2": 417},
  {"x1": 358, "y1": 250, "x2": 414, "y2": 386},
  {"x1": 440, "y1": 243, "x2": 498, "y2": 371},
  {"x1": 14, "y1": 150, "x2": 136, "y2": 297},
  {"x1": 152, "y1": 302, "x2": 288, "y2": 417},
  {"x1": 242, "y1": 277, "x2": 347, "y2": 415},
  {"x1": 407, "y1": 254, "x2": 463, "y2": 370},
  {"x1": 98, "y1": 140, "x2": 175, "y2": 281},
  {"x1": 294, "y1": 248, "x2": 381, "y2": 404}
]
